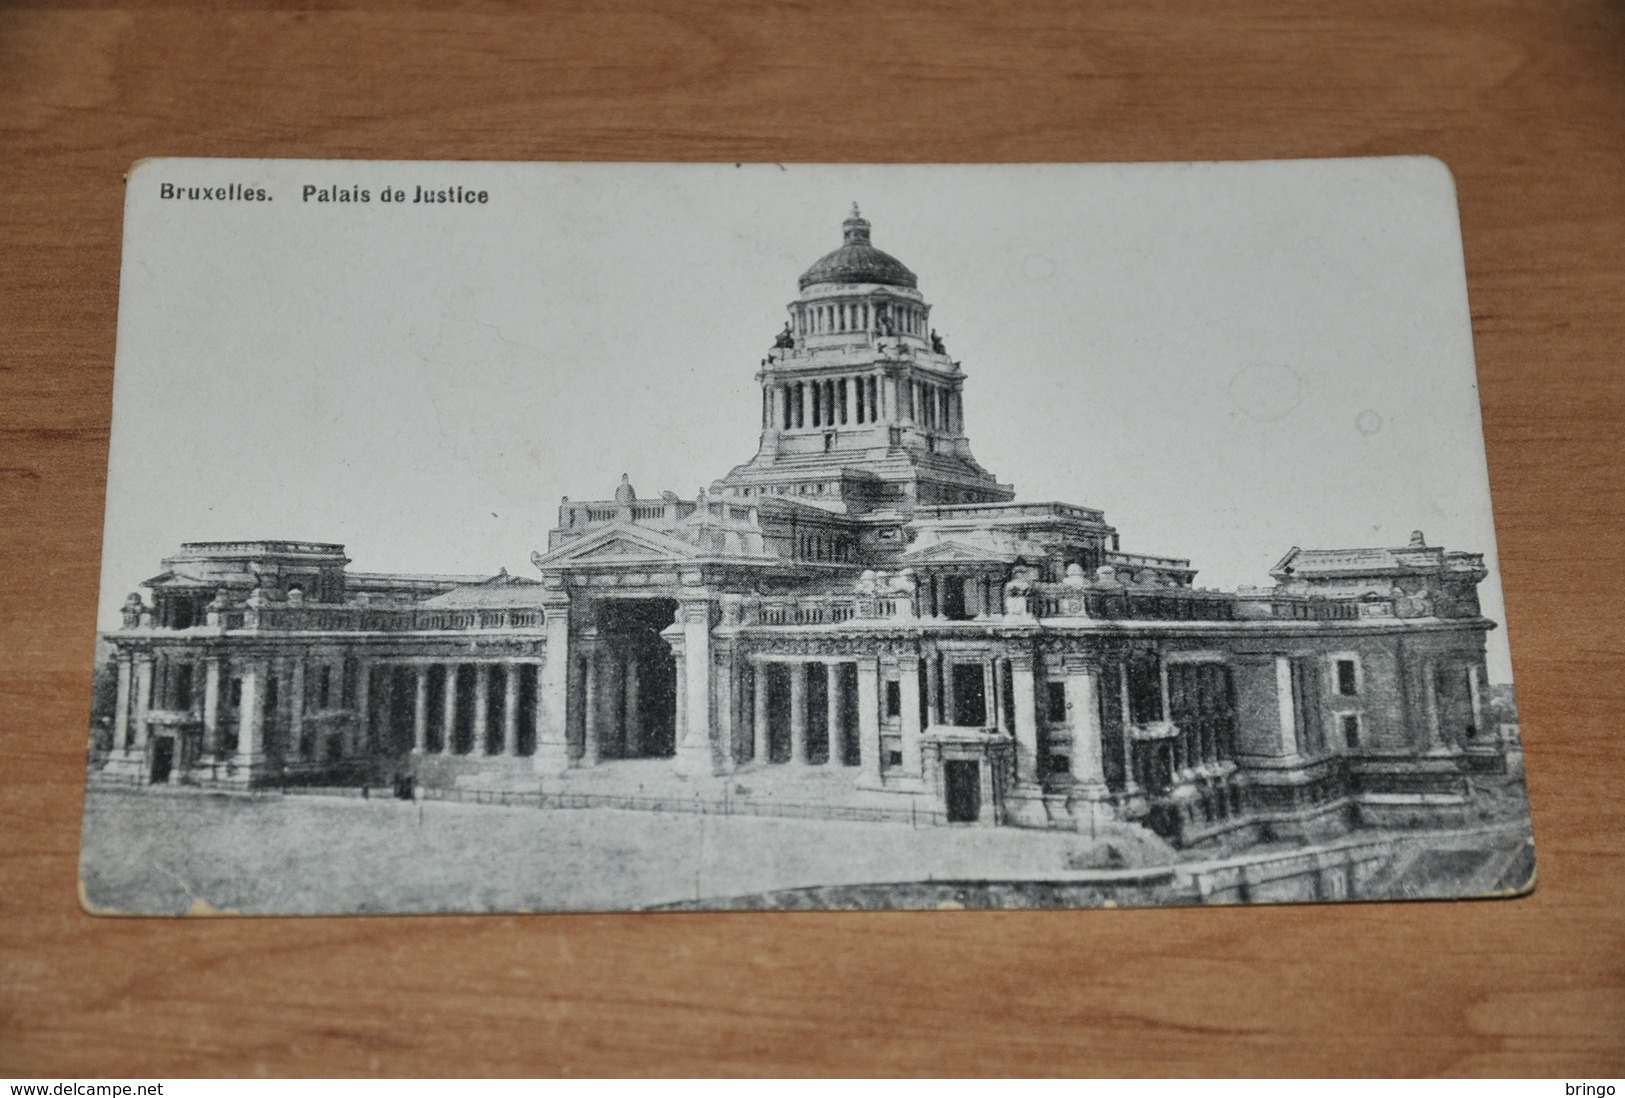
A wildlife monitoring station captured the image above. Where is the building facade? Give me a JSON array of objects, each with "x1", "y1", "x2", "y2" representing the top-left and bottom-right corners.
[{"x1": 94, "y1": 207, "x2": 1513, "y2": 847}]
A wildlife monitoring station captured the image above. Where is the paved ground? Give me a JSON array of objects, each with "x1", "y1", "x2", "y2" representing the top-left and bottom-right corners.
[
  {"x1": 79, "y1": 778, "x2": 1533, "y2": 916},
  {"x1": 79, "y1": 786, "x2": 1109, "y2": 916}
]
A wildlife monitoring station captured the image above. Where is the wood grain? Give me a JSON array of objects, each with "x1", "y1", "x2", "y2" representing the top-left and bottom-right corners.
[{"x1": 2, "y1": 0, "x2": 1622, "y2": 1077}]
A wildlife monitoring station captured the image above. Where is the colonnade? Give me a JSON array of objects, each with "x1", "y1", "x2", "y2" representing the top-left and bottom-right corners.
[
  {"x1": 105, "y1": 651, "x2": 544, "y2": 783},
  {"x1": 916, "y1": 574, "x2": 1005, "y2": 619},
  {"x1": 568, "y1": 644, "x2": 666, "y2": 765},
  {"x1": 743, "y1": 656, "x2": 896, "y2": 782},
  {"x1": 364, "y1": 660, "x2": 540, "y2": 759},
  {"x1": 764, "y1": 373, "x2": 962, "y2": 433},
  {"x1": 793, "y1": 298, "x2": 928, "y2": 338}
]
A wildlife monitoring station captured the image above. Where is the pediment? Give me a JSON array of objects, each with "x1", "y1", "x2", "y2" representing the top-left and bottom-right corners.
[
  {"x1": 582, "y1": 537, "x2": 673, "y2": 559},
  {"x1": 531, "y1": 522, "x2": 702, "y2": 570},
  {"x1": 900, "y1": 538, "x2": 1017, "y2": 565}
]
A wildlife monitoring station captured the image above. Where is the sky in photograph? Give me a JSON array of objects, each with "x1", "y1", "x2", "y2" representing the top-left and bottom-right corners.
[{"x1": 99, "y1": 157, "x2": 1517, "y2": 681}]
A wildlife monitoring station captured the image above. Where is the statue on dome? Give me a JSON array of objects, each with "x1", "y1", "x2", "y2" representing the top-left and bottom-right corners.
[
  {"x1": 773, "y1": 321, "x2": 794, "y2": 349},
  {"x1": 931, "y1": 328, "x2": 947, "y2": 355}
]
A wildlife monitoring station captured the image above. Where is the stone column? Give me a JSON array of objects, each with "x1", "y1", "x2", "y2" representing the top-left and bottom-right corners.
[
  {"x1": 1467, "y1": 663, "x2": 1487, "y2": 742},
  {"x1": 788, "y1": 661, "x2": 808, "y2": 765},
  {"x1": 675, "y1": 599, "x2": 713, "y2": 776},
  {"x1": 996, "y1": 658, "x2": 1013, "y2": 735},
  {"x1": 442, "y1": 662, "x2": 459, "y2": 755},
  {"x1": 672, "y1": 647, "x2": 687, "y2": 758},
  {"x1": 1011, "y1": 654, "x2": 1040, "y2": 787},
  {"x1": 1118, "y1": 663, "x2": 1140, "y2": 792},
  {"x1": 753, "y1": 660, "x2": 771, "y2": 765},
  {"x1": 494, "y1": 665, "x2": 513, "y2": 760},
  {"x1": 354, "y1": 661, "x2": 372, "y2": 755},
  {"x1": 132, "y1": 655, "x2": 154, "y2": 755},
  {"x1": 535, "y1": 595, "x2": 572, "y2": 774},
  {"x1": 924, "y1": 650, "x2": 941, "y2": 725},
  {"x1": 856, "y1": 656, "x2": 882, "y2": 786},
  {"x1": 112, "y1": 656, "x2": 132, "y2": 755},
  {"x1": 582, "y1": 650, "x2": 600, "y2": 765},
  {"x1": 472, "y1": 663, "x2": 491, "y2": 756},
  {"x1": 942, "y1": 660, "x2": 958, "y2": 726},
  {"x1": 289, "y1": 658, "x2": 307, "y2": 760},
  {"x1": 412, "y1": 665, "x2": 428, "y2": 753},
  {"x1": 1068, "y1": 658, "x2": 1106, "y2": 788},
  {"x1": 715, "y1": 649, "x2": 737, "y2": 772},
  {"x1": 825, "y1": 661, "x2": 846, "y2": 765},
  {"x1": 623, "y1": 655, "x2": 641, "y2": 758},
  {"x1": 202, "y1": 657, "x2": 222, "y2": 761},
  {"x1": 1275, "y1": 656, "x2": 1300, "y2": 757},
  {"x1": 898, "y1": 654, "x2": 923, "y2": 779},
  {"x1": 235, "y1": 660, "x2": 265, "y2": 778},
  {"x1": 981, "y1": 660, "x2": 996, "y2": 728},
  {"x1": 842, "y1": 376, "x2": 853, "y2": 425},
  {"x1": 1421, "y1": 657, "x2": 1443, "y2": 752}
]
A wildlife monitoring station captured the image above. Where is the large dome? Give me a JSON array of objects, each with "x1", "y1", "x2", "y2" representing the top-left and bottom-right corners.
[{"x1": 798, "y1": 205, "x2": 918, "y2": 291}]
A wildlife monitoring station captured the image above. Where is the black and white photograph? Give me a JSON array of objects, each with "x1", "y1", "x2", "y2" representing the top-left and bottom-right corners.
[{"x1": 81, "y1": 157, "x2": 1534, "y2": 915}]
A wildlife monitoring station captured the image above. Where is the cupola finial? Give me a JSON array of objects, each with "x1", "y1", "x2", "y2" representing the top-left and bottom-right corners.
[{"x1": 842, "y1": 203, "x2": 871, "y2": 245}]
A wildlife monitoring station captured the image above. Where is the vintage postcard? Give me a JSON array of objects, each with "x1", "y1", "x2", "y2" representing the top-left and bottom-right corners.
[{"x1": 81, "y1": 158, "x2": 1534, "y2": 915}]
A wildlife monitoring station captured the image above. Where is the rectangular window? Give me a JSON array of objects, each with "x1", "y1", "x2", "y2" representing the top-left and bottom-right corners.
[
  {"x1": 318, "y1": 666, "x2": 332, "y2": 709},
  {"x1": 1045, "y1": 681, "x2": 1068, "y2": 723},
  {"x1": 885, "y1": 680, "x2": 901, "y2": 719},
  {"x1": 952, "y1": 663, "x2": 987, "y2": 726},
  {"x1": 1127, "y1": 653, "x2": 1164, "y2": 725},
  {"x1": 174, "y1": 664, "x2": 194, "y2": 710},
  {"x1": 230, "y1": 679, "x2": 242, "y2": 708},
  {"x1": 1336, "y1": 658, "x2": 1358, "y2": 696},
  {"x1": 1049, "y1": 754, "x2": 1070, "y2": 777},
  {"x1": 1341, "y1": 713, "x2": 1361, "y2": 748}
]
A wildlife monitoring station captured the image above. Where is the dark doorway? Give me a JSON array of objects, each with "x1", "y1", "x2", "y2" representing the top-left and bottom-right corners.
[
  {"x1": 453, "y1": 664, "x2": 477, "y2": 754},
  {"x1": 952, "y1": 663, "x2": 987, "y2": 726},
  {"x1": 807, "y1": 662, "x2": 829, "y2": 763},
  {"x1": 388, "y1": 666, "x2": 416, "y2": 758},
  {"x1": 423, "y1": 665, "x2": 447, "y2": 753},
  {"x1": 765, "y1": 663, "x2": 793, "y2": 763},
  {"x1": 942, "y1": 577, "x2": 971, "y2": 621},
  {"x1": 833, "y1": 663, "x2": 857, "y2": 765},
  {"x1": 149, "y1": 738, "x2": 174, "y2": 784},
  {"x1": 945, "y1": 760, "x2": 981, "y2": 822},
  {"x1": 595, "y1": 598, "x2": 678, "y2": 758}
]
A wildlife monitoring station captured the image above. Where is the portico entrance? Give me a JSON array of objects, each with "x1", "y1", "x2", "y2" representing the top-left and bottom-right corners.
[{"x1": 586, "y1": 597, "x2": 678, "y2": 760}]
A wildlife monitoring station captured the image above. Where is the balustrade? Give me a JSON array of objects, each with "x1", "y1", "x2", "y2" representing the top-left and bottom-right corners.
[{"x1": 237, "y1": 605, "x2": 548, "y2": 633}]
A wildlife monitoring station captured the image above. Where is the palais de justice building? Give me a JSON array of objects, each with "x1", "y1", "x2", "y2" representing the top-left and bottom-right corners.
[{"x1": 95, "y1": 207, "x2": 1511, "y2": 846}]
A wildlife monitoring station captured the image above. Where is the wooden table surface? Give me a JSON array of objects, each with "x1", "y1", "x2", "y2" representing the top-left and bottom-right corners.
[{"x1": 3, "y1": 1, "x2": 1622, "y2": 1078}]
